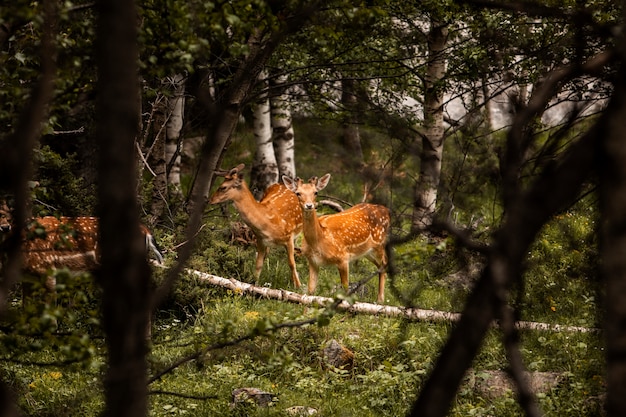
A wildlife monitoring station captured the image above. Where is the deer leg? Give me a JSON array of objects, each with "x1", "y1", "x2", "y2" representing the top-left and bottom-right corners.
[
  {"x1": 377, "y1": 270, "x2": 386, "y2": 304},
  {"x1": 368, "y1": 249, "x2": 387, "y2": 303},
  {"x1": 307, "y1": 262, "x2": 319, "y2": 295},
  {"x1": 254, "y1": 242, "x2": 269, "y2": 281},
  {"x1": 338, "y1": 262, "x2": 350, "y2": 291},
  {"x1": 285, "y1": 239, "x2": 301, "y2": 289}
]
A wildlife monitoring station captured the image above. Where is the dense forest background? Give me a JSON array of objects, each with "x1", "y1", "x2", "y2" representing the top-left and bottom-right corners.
[{"x1": 1, "y1": 0, "x2": 626, "y2": 416}]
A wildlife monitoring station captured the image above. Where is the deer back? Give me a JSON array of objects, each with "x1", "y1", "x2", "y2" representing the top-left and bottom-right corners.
[
  {"x1": 23, "y1": 217, "x2": 100, "y2": 273},
  {"x1": 258, "y1": 183, "x2": 303, "y2": 230},
  {"x1": 318, "y1": 203, "x2": 390, "y2": 257}
]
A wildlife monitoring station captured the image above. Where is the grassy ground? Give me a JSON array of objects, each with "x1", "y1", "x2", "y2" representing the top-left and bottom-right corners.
[{"x1": 0, "y1": 119, "x2": 605, "y2": 416}]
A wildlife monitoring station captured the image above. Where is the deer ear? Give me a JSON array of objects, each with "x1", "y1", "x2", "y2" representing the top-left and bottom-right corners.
[
  {"x1": 316, "y1": 174, "x2": 331, "y2": 191},
  {"x1": 282, "y1": 175, "x2": 296, "y2": 192}
]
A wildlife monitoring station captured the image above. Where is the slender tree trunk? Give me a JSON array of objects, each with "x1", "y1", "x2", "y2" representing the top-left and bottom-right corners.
[
  {"x1": 270, "y1": 74, "x2": 296, "y2": 180},
  {"x1": 250, "y1": 71, "x2": 278, "y2": 199},
  {"x1": 0, "y1": 2, "x2": 57, "y2": 415},
  {"x1": 149, "y1": 102, "x2": 167, "y2": 222},
  {"x1": 341, "y1": 77, "x2": 363, "y2": 166},
  {"x1": 165, "y1": 73, "x2": 185, "y2": 198},
  {"x1": 412, "y1": 19, "x2": 448, "y2": 231},
  {"x1": 95, "y1": 0, "x2": 151, "y2": 416},
  {"x1": 481, "y1": 75, "x2": 493, "y2": 131}
]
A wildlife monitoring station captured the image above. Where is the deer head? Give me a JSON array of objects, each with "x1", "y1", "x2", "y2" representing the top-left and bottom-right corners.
[{"x1": 209, "y1": 163, "x2": 246, "y2": 204}]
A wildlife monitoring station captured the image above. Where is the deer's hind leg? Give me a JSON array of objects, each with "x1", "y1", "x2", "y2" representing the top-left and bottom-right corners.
[
  {"x1": 254, "y1": 241, "x2": 270, "y2": 283},
  {"x1": 285, "y1": 238, "x2": 301, "y2": 289},
  {"x1": 367, "y1": 246, "x2": 387, "y2": 303}
]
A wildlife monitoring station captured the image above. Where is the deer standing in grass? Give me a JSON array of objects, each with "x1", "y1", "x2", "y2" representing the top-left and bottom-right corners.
[
  {"x1": 209, "y1": 164, "x2": 303, "y2": 289},
  {"x1": 282, "y1": 174, "x2": 390, "y2": 303}
]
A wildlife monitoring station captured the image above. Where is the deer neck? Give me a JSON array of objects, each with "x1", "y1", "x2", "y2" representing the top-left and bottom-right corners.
[
  {"x1": 301, "y1": 208, "x2": 325, "y2": 248},
  {"x1": 230, "y1": 182, "x2": 270, "y2": 228}
]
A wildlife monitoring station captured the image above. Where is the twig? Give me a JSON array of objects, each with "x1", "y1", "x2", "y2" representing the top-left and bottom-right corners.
[
  {"x1": 148, "y1": 390, "x2": 218, "y2": 400},
  {"x1": 135, "y1": 141, "x2": 157, "y2": 177}
]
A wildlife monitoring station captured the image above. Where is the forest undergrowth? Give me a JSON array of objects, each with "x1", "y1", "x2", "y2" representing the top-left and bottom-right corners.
[{"x1": 0, "y1": 120, "x2": 605, "y2": 416}]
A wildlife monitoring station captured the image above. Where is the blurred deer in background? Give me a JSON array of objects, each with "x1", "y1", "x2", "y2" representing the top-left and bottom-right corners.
[
  {"x1": 210, "y1": 163, "x2": 303, "y2": 289},
  {"x1": 282, "y1": 174, "x2": 390, "y2": 303},
  {"x1": 0, "y1": 205, "x2": 164, "y2": 292}
]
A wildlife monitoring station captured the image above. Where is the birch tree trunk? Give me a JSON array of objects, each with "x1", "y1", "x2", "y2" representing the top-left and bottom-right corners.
[
  {"x1": 149, "y1": 102, "x2": 167, "y2": 222},
  {"x1": 165, "y1": 73, "x2": 185, "y2": 198},
  {"x1": 412, "y1": 19, "x2": 448, "y2": 231},
  {"x1": 250, "y1": 71, "x2": 278, "y2": 200},
  {"x1": 270, "y1": 75, "x2": 296, "y2": 180}
]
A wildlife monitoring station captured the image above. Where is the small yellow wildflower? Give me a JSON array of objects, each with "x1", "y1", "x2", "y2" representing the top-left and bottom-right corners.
[{"x1": 244, "y1": 311, "x2": 260, "y2": 320}]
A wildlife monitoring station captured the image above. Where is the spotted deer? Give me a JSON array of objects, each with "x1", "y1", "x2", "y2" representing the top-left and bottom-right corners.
[
  {"x1": 210, "y1": 164, "x2": 303, "y2": 289},
  {"x1": 282, "y1": 174, "x2": 390, "y2": 303},
  {"x1": 0, "y1": 208, "x2": 164, "y2": 291}
]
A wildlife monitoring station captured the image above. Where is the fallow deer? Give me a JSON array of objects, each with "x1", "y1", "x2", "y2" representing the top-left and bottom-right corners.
[
  {"x1": 282, "y1": 174, "x2": 390, "y2": 303},
  {"x1": 0, "y1": 208, "x2": 164, "y2": 291},
  {"x1": 209, "y1": 164, "x2": 303, "y2": 289}
]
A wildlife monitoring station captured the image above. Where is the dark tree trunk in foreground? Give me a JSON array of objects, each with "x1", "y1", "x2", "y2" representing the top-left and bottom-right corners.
[
  {"x1": 599, "y1": 51, "x2": 626, "y2": 416},
  {"x1": 95, "y1": 0, "x2": 152, "y2": 416}
]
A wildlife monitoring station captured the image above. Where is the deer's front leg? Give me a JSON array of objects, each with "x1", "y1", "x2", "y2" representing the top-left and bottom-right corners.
[
  {"x1": 338, "y1": 262, "x2": 350, "y2": 291},
  {"x1": 377, "y1": 270, "x2": 386, "y2": 303},
  {"x1": 254, "y1": 242, "x2": 269, "y2": 281},
  {"x1": 307, "y1": 262, "x2": 319, "y2": 295},
  {"x1": 285, "y1": 238, "x2": 301, "y2": 289}
]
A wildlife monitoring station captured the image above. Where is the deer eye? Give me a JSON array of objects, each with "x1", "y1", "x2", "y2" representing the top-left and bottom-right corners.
[{"x1": 295, "y1": 192, "x2": 301, "y2": 197}]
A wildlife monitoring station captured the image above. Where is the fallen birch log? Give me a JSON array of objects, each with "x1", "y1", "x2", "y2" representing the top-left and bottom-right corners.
[{"x1": 188, "y1": 269, "x2": 597, "y2": 333}]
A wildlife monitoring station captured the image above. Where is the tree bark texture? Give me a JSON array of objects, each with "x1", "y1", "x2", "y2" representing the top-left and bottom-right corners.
[
  {"x1": 250, "y1": 71, "x2": 279, "y2": 199},
  {"x1": 412, "y1": 20, "x2": 448, "y2": 230},
  {"x1": 270, "y1": 74, "x2": 297, "y2": 180},
  {"x1": 165, "y1": 73, "x2": 185, "y2": 196},
  {"x1": 149, "y1": 102, "x2": 167, "y2": 222},
  {"x1": 341, "y1": 77, "x2": 364, "y2": 165},
  {"x1": 95, "y1": 0, "x2": 152, "y2": 416}
]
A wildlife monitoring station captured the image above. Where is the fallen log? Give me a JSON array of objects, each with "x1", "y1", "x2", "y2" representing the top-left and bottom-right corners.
[{"x1": 188, "y1": 269, "x2": 597, "y2": 333}]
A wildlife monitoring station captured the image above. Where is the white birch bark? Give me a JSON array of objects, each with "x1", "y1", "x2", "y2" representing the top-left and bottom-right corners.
[
  {"x1": 250, "y1": 71, "x2": 278, "y2": 200},
  {"x1": 164, "y1": 73, "x2": 185, "y2": 196},
  {"x1": 270, "y1": 75, "x2": 296, "y2": 180},
  {"x1": 412, "y1": 20, "x2": 448, "y2": 230},
  {"x1": 188, "y1": 268, "x2": 594, "y2": 333}
]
